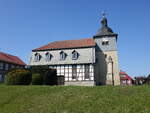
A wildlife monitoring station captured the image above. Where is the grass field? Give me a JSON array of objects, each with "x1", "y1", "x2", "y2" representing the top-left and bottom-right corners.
[{"x1": 0, "y1": 85, "x2": 150, "y2": 113}]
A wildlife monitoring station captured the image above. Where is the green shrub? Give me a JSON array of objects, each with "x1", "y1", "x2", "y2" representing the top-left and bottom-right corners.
[
  {"x1": 32, "y1": 73, "x2": 43, "y2": 85},
  {"x1": 43, "y1": 69, "x2": 57, "y2": 85},
  {"x1": 29, "y1": 66, "x2": 57, "y2": 85},
  {"x1": 29, "y1": 66, "x2": 49, "y2": 76},
  {"x1": 5, "y1": 69, "x2": 32, "y2": 85}
]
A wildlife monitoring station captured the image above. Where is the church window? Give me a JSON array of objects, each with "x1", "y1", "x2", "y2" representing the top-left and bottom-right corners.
[
  {"x1": 102, "y1": 41, "x2": 109, "y2": 46},
  {"x1": 34, "y1": 53, "x2": 41, "y2": 62},
  {"x1": 60, "y1": 51, "x2": 66, "y2": 60},
  {"x1": 45, "y1": 52, "x2": 52, "y2": 61},
  {"x1": 72, "y1": 65, "x2": 77, "y2": 79},
  {"x1": 72, "y1": 50, "x2": 79, "y2": 60}
]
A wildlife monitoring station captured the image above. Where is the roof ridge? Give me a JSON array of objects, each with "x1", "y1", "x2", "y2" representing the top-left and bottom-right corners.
[
  {"x1": 0, "y1": 52, "x2": 18, "y2": 58},
  {"x1": 49, "y1": 38, "x2": 93, "y2": 43},
  {"x1": 0, "y1": 52, "x2": 25, "y2": 65}
]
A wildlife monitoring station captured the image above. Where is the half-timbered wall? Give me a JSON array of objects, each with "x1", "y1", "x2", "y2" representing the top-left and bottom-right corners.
[{"x1": 49, "y1": 64, "x2": 94, "y2": 82}]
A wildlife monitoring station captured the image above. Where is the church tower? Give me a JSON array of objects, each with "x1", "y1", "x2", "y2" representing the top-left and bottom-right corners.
[{"x1": 93, "y1": 14, "x2": 120, "y2": 85}]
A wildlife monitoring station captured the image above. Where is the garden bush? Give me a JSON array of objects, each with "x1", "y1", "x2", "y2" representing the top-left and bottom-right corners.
[
  {"x1": 5, "y1": 69, "x2": 32, "y2": 85},
  {"x1": 43, "y1": 69, "x2": 57, "y2": 85},
  {"x1": 30, "y1": 66, "x2": 57, "y2": 85},
  {"x1": 32, "y1": 73, "x2": 43, "y2": 85}
]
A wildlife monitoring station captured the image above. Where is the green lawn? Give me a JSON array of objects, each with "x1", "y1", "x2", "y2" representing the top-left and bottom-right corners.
[{"x1": 0, "y1": 85, "x2": 150, "y2": 113}]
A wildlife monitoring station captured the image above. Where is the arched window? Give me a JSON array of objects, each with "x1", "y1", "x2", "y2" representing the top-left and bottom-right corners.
[
  {"x1": 72, "y1": 50, "x2": 79, "y2": 60},
  {"x1": 34, "y1": 53, "x2": 41, "y2": 62},
  {"x1": 45, "y1": 52, "x2": 52, "y2": 61},
  {"x1": 60, "y1": 51, "x2": 66, "y2": 60}
]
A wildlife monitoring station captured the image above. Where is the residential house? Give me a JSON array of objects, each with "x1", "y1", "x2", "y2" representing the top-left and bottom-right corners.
[
  {"x1": 0, "y1": 52, "x2": 26, "y2": 82},
  {"x1": 120, "y1": 71, "x2": 133, "y2": 85}
]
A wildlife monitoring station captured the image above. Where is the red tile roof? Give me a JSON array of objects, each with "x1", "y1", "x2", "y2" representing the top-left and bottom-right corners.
[
  {"x1": 120, "y1": 71, "x2": 133, "y2": 80},
  {"x1": 120, "y1": 71, "x2": 126, "y2": 75},
  {"x1": 33, "y1": 38, "x2": 95, "y2": 51},
  {"x1": 0, "y1": 52, "x2": 26, "y2": 66}
]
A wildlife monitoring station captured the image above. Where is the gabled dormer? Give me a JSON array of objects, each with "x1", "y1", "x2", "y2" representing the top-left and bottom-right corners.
[
  {"x1": 45, "y1": 52, "x2": 52, "y2": 61},
  {"x1": 34, "y1": 53, "x2": 41, "y2": 62},
  {"x1": 60, "y1": 51, "x2": 67, "y2": 61},
  {"x1": 72, "y1": 50, "x2": 79, "y2": 60}
]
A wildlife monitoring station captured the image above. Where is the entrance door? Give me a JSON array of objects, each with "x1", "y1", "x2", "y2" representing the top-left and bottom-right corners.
[{"x1": 57, "y1": 76, "x2": 64, "y2": 85}]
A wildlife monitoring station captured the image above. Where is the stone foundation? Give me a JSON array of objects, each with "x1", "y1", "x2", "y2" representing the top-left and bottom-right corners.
[{"x1": 65, "y1": 81, "x2": 95, "y2": 86}]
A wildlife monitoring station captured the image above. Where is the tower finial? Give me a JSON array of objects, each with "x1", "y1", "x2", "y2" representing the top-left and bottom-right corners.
[
  {"x1": 101, "y1": 11, "x2": 107, "y2": 27},
  {"x1": 101, "y1": 11, "x2": 106, "y2": 18}
]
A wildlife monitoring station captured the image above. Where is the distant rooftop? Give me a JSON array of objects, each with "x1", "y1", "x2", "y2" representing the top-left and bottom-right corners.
[{"x1": 0, "y1": 52, "x2": 26, "y2": 65}]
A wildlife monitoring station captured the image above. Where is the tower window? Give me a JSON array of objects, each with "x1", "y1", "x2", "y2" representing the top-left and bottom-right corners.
[{"x1": 102, "y1": 41, "x2": 109, "y2": 46}]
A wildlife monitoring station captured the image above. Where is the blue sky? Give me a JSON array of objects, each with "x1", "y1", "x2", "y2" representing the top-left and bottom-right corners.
[{"x1": 0, "y1": 0, "x2": 150, "y2": 77}]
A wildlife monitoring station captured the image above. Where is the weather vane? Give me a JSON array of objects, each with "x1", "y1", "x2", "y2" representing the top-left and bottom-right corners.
[{"x1": 101, "y1": 11, "x2": 107, "y2": 18}]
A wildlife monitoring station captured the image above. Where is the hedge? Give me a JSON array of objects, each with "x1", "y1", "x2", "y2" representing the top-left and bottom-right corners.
[
  {"x1": 30, "y1": 66, "x2": 57, "y2": 85},
  {"x1": 32, "y1": 73, "x2": 43, "y2": 85},
  {"x1": 5, "y1": 69, "x2": 32, "y2": 85}
]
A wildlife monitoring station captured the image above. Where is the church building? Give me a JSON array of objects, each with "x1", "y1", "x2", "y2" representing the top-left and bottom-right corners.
[{"x1": 29, "y1": 15, "x2": 120, "y2": 86}]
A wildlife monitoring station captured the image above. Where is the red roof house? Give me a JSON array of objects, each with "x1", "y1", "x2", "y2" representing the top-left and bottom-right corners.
[
  {"x1": 0, "y1": 52, "x2": 25, "y2": 66},
  {"x1": 120, "y1": 71, "x2": 133, "y2": 85},
  {"x1": 0, "y1": 52, "x2": 26, "y2": 82}
]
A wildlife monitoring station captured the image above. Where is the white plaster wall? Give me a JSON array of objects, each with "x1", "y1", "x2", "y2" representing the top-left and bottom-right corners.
[
  {"x1": 104, "y1": 51, "x2": 120, "y2": 85},
  {"x1": 29, "y1": 47, "x2": 95, "y2": 65}
]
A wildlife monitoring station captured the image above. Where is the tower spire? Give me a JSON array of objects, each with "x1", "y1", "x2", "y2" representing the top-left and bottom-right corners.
[{"x1": 93, "y1": 12, "x2": 117, "y2": 38}]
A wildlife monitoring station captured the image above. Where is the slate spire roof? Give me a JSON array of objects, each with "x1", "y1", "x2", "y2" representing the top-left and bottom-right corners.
[
  {"x1": 33, "y1": 38, "x2": 95, "y2": 51},
  {"x1": 94, "y1": 16, "x2": 117, "y2": 38},
  {"x1": 0, "y1": 52, "x2": 26, "y2": 65}
]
